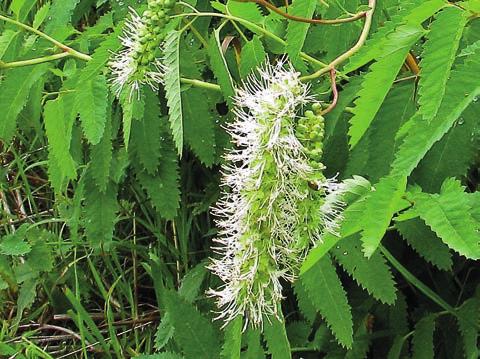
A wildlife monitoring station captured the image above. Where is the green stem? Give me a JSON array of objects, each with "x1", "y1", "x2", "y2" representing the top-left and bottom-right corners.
[
  {"x1": 180, "y1": 77, "x2": 221, "y2": 91},
  {"x1": 0, "y1": 52, "x2": 70, "y2": 68},
  {"x1": 300, "y1": 0, "x2": 376, "y2": 81},
  {"x1": 173, "y1": 12, "x2": 330, "y2": 70},
  {"x1": 380, "y1": 245, "x2": 455, "y2": 314},
  {"x1": 0, "y1": 14, "x2": 91, "y2": 62}
]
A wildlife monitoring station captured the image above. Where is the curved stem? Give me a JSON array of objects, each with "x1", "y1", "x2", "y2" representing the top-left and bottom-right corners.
[
  {"x1": 320, "y1": 68, "x2": 339, "y2": 115},
  {"x1": 242, "y1": 0, "x2": 367, "y2": 25},
  {"x1": 300, "y1": 0, "x2": 376, "y2": 82},
  {"x1": 173, "y1": 12, "x2": 330, "y2": 70}
]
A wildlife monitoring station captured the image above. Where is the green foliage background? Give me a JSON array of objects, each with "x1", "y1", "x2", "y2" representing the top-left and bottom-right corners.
[{"x1": 0, "y1": 0, "x2": 479, "y2": 357}]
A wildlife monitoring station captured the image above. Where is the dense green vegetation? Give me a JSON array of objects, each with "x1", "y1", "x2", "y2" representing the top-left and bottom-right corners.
[{"x1": 0, "y1": 0, "x2": 479, "y2": 357}]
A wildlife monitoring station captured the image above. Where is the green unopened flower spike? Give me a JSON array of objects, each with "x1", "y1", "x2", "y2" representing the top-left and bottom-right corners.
[
  {"x1": 208, "y1": 60, "x2": 346, "y2": 328},
  {"x1": 109, "y1": 0, "x2": 176, "y2": 97}
]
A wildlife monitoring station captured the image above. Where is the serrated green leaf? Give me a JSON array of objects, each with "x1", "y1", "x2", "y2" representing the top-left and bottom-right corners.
[
  {"x1": 208, "y1": 28, "x2": 235, "y2": 106},
  {"x1": 84, "y1": 178, "x2": 118, "y2": 251},
  {"x1": 136, "y1": 132, "x2": 180, "y2": 220},
  {"x1": 301, "y1": 177, "x2": 373, "y2": 274},
  {"x1": 294, "y1": 280, "x2": 317, "y2": 324},
  {"x1": 89, "y1": 105, "x2": 112, "y2": 192},
  {"x1": 164, "y1": 290, "x2": 221, "y2": 359},
  {"x1": 391, "y1": 46, "x2": 480, "y2": 178},
  {"x1": 0, "y1": 233, "x2": 31, "y2": 256},
  {"x1": 226, "y1": 0, "x2": 263, "y2": 24},
  {"x1": 361, "y1": 82, "x2": 416, "y2": 181},
  {"x1": 0, "y1": 30, "x2": 19, "y2": 60},
  {"x1": 32, "y1": 2, "x2": 51, "y2": 29},
  {"x1": 44, "y1": 96, "x2": 77, "y2": 192},
  {"x1": 411, "y1": 180, "x2": 480, "y2": 259},
  {"x1": 348, "y1": 25, "x2": 423, "y2": 148},
  {"x1": 76, "y1": 74, "x2": 108, "y2": 145},
  {"x1": 163, "y1": 30, "x2": 183, "y2": 155},
  {"x1": 396, "y1": 218, "x2": 452, "y2": 271},
  {"x1": 78, "y1": 27, "x2": 121, "y2": 83},
  {"x1": 0, "y1": 64, "x2": 48, "y2": 143},
  {"x1": 15, "y1": 278, "x2": 38, "y2": 323},
  {"x1": 240, "y1": 36, "x2": 266, "y2": 78},
  {"x1": 412, "y1": 104, "x2": 479, "y2": 193},
  {"x1": 417, "y1": 7, "x2": 467, "y2": 122},
  {"x1": 27, "y1": 234, "x2": 54, "y2": 273},
  {"x1": 331, "y1": 235, "x2": 397, "y2": 304},
  {"x1": 286, "y1": 0, "x2": 316, "y2": 70},
  {"x1": 344, "y1": 0, "x2": 444, "y2": 73},
  {"x1": 182, "y1": 89, "x2": 216, "y2": 166},
  {"x1": 412, "y1": 314, "x2": 436, "y2": 359},
  {"x1": 10, "y1": 0, "x2": 36, "y2": 22},
  {"x1": 154, "y1": 313, "x2": 174, "y2": 350},
  {"x1": 120, "y1": 89, "x2": 145, "y2": 149},
  {"x1": 178, "y1": 261, "x2": 208, "y2": 303},
  {"x1": 221, "y1": 316, "x2": 242, "y2": 359},
  {"x1": 299, "y1": 255, "x2": 353, "y2": 348},
  {"x1": 131, "y1": 91, "x2": 163, "y2": 174},
  {"x1": 43, "y1": 0, "x2": 80, "y2": 40},
  {"x1": 360, "y1": 175, "x2": 407, "y2": 257},
  {"x1": 456, "y1": 297, "x2": 480, "y2": 359},
  {"x1": 264, "y1": 316, "x2": 291, "y2": 359}
]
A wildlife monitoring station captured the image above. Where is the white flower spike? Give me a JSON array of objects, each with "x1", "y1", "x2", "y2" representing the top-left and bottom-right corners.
[
  {"x1": 109, "y1": 0, "x2": 176, "y2": 98},
  {"x1": 208, "y1": 59, "x2": 345, "y2": 329}
]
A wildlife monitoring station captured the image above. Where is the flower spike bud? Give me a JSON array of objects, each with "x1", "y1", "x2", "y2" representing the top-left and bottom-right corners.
[
  {"x1": 208, "y1": 59, "x2": 345, "y2": 329},
  {"x1": 109, "y1": 0, "x2": 176, "y2": 99}
]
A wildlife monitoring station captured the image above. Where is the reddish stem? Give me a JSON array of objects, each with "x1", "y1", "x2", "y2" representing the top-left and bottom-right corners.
[{"x1": 321, "y1": 68, "x2": 339, "y2": 115}]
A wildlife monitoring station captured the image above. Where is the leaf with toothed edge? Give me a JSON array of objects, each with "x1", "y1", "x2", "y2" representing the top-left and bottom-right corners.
[
  {"x1": 396, "y1": 218, "x2": 453, "y2": 271},
  {"x1": 208, "y1": 28, "x2": 235, "y2": 107},
  {"x1": 221, "y1": 316, "x2": 242, "y2": 359},
  {"x1": 411, "y1": 179, "x2": 480, "y2": 260},
  {"x1": 348, "y1": 25, "x2": 423, "y2": 148},
  {"x1": 299, "y1": 255, "x2": 353, "y2": 348},
  {"x1": 0, "y1": 64, "x2": 49, "y2": 143},
  {"x1": 264, "y1": 315, "x2": 291, "y2": 359},
  {"x1": 164, "y1": 290, "x2": 221, "y2": 359},
  {"x1": 76, "y1": 74, "x2": 109, "y2": 145},
  {"x1": 412, "y1": 315, "x2": 436, "y2": 359},
  {"x1": 360, "y1": 175, "x2": 408, "y2": 257},
  {"x1": 163, "y1": 30, "x2": 184, "y2": 155},
  {"x1": 331, "y1": 235, "x2": 397, "y2": 304},
  {"x1": 417, "y1": 7, "x2": 468, "y2": 122}
]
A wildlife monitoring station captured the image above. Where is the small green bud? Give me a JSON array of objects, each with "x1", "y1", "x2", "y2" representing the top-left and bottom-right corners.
[
  {"x1": 164, "y1": 0, "x2": 175, "y2": 9},
  {"x1": 305, "y1": 110, "x2": 315, "y2": 120},
  {"x1": 312, "y1": 102, "x2": 322, "y2": 114}
]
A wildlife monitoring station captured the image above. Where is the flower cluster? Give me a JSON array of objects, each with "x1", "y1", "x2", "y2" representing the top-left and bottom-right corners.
[
  {"x1": 208, "y1": 60, "x2": 345, "y2": 328},
  {"x1": 109, "y1": 0, "x2": 176, "y2": 97}
]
